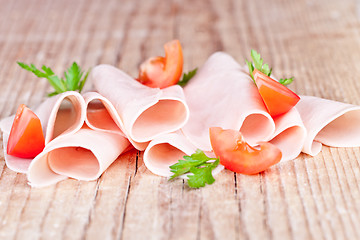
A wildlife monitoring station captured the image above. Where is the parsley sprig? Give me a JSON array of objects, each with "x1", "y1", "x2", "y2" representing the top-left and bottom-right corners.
[
  {"x1": 178, "y1": 68, "x2": 198, "y2": 87},
  {"x1": 17, "y1": 62, "x2": 90, "y2": 96},
  {"x1": 245, "y1": 49, "x2": 272, "y2": 80},
  {"x1": 278, "y1": 77, "x2": 294, "y2": 85},
  {"x1": 169, "y1": 149, "x2": 219, "y2": 188},
  {"x1": 245, "y1": 49, "x2": 293, "y2": 86}
]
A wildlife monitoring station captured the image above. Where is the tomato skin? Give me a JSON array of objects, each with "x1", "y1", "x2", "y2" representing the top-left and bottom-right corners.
[
  {"x1": 138, "y1": 39, "x2": 183, "y2": 89},
  {"x1": 209, "y1": 127, "x2": 281, "y2": 174},
  {"x1": 253, "y1": 69, "x2": 300, "y2": 117},
  {"x1": 7, "y1": 104, "x2": 45, "y2": 158}
]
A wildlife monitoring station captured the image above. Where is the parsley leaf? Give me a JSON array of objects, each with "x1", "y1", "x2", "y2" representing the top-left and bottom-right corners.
[
  {"x1": 246, "y1": 49, "x2": 293, "y2": 86},
  {"x1": 178, "y1": 68, "x2": 197, "y2": 87},
  {"x1": 278, "y1": 77, "x2": 294, "y2": 86},
  {"x1": 246, "y1": 49, "x2": 272, "y2": 79},
  {"x1": 261, "y1": 63, "x2": 271, "y2": 76},
  {"x1": 245, "y1": 59, "x2": 255, "y2": 79},
  {"x1": 17, "y1": 62, "x2": 90, "y2": 97},
  {"x1": 251, "y1": 49, "x2": 263, "y2": 71},
  {"x1": 187, "y1": 159, "x2": 219, "y2": 188},
  {"x1": 169, "y1": 149, "x2": 210, "y2": 179},
  {"x1": 169, "y1": 149, "x2": 219, "y2": 188}
]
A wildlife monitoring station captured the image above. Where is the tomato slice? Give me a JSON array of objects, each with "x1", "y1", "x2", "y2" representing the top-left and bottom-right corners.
[
  {"x1": 209, "y1": 127, "x2": 281, "y2": 174},
  {"x1": 7, "y1": 104, "x2": 45, "y2": 158},
  {"x1": 253, "y1": 69, "x2": 300, "y2": 117},
  {"x1": 138, "y1": 39, "x2": 183, "y2": 89}
]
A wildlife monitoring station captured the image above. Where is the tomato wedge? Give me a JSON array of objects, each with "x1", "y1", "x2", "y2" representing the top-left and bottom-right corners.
[
  {"x1": 137, "y1": 39, "x2": 183, "y2": 89},
  {"x1": 253, "y1": 69, "x2": 300, "y2": 117},
  {"x1": 209, "y1": 127, "x2": 282, "y2": 174},
  {"x1": 7, "y1": 104, "x2": 45, "y2": 158}
]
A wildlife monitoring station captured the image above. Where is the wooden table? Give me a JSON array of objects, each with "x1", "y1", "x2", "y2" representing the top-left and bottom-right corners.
[{"x1": 1, "y1": 0, "x2": 360, "y2": 239}]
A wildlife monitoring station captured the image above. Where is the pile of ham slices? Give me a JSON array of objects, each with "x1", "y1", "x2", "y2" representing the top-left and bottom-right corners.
[{"x1": 2, "y1": 52, "x2": 360, "y2": 187}]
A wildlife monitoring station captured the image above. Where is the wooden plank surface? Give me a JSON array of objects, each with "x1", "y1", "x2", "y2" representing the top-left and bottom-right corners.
[{"x1": 1, "y1": 0, "x2": 360, "y2": 239}]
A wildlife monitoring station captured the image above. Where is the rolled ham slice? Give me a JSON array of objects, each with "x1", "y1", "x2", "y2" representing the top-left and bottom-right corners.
[
  {"x1": 92, "y1": 64, "x2": 189, "y2": 150},
  {"x1": 138, "y1": 109, "x2": 307, "y2": 177},
  {"x1": 83, "y1": 92, "x2": 137, "y2": 152},
  {"x1": 144, "y1": 131, "x2": 197, "y2": 176},
  {"x1": 182, "y1": 52, "x2": 275, "y2": 151},
  {"x1": 268, "y1": 108, "x2": 306, "y2": 161},
  {"x1": 296, "y1": 95, "x2": 360, "y2": 156},
  {"x1": 0, "y1": 91, "x2": 86, "y2": 173},
  {"x1": 144, "y1": 131, "x2": 223, "y2": 177},
  {"x1": 144, "y1": 52, "x2": 307, "y2": 176},
  {"x1": 27, "y1": 127, "x2": 129, "y2": 187},
  {"x1": 83, "y1": 92, "x2": 126, "y2": 137},
  {"x1": 25, "y1": 91, "x2": 131, "y2": 187},
  {"x1": 36, "y1": 91, "x2": 86, "y2": 144},
  {"x1": 0, "y1": 91, "x2": 131, "y2": 187},
  {"x1": 24, "y1": 91, "x2": 131, "y2": 187}
]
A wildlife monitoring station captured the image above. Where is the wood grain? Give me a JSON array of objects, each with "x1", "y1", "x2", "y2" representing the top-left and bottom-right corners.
[{"x1": 0, "y1": 0, "x2": 360, "y2": 239}]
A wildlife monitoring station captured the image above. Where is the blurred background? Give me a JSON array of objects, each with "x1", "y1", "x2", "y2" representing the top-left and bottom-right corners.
[{"x1": 2, "y1": 0, "x2": 360, "y2": 115}]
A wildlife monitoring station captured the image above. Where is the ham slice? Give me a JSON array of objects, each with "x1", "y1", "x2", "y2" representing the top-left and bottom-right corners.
[
  {"x1": 26, "y1": 91, "x2": 130, "y2": 187},
  {"x1": 92, "y1": 64, "x2": 189, "y2": 150},
  {"x1": 4, "y1": 52, "x2": 360, "y2": 186},
  {"x1": 296, "y1": 95, "x2": 360, "y2": 156},
  {"x1": 83, "y1": 91, "x2": 133, "y2": 152},
  {"x1": 0, "y1": 91, "x2": 130, "y2": 187},
  {"x1": 144, "y1": 108, "x2": 306, "y2": 177},
  {"x1": 144, "y1": 131, "x2": 197, "y2": 176},
  {"x1": 144, "y1": 131, "x2": 224, "y2": 177},
  {"x1": 268, "y1": 108, "x2": 306, "y2": 161},
  {"x1": 182, "y1": 52, "x2": 306, "y2": 161},
  {"x1": 182, "y1": 52, "x2": 275, "y2": 150},
  {"x1": 0, "y1": 91, "x2": 86, "y2": 173},
  {"x1": 144, "y1": 52, "x2": 307, "y2": 176},
  {"x1": 83, "y1": 92, "x2": 126, "y2": 137},
  {"x1": 27, "y1": 127, "x2": 129, "y2": 187}
]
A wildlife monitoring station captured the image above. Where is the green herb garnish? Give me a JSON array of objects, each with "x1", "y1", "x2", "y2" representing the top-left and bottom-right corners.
[
  {"x1": 178, "y1": 68, "x2": 198, "y2": 87},
  {"x1": 246, "y1": 49, "x2": 293, "y2": 86},
  {"x1": 278, "y1": 77, "x2": 294, "y2": 85},
  {"x1": 169, "y1": 149, "x2": 219, "y2": 188},
  {"x1": 17, "y1": 62, "x2": 90, "y2": 96}
]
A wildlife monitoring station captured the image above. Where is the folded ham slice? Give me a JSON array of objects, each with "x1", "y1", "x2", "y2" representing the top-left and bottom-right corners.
[
  {"x1": 182, "y1": 52, "x2": 275, "y2": 150},
  {"x1": 26, "y1": 91, "x2": 131, "y2": 187},
  {"x1": 4, "y1": 53, "x2": 360, "y2": 186},
  {"x1": 83, "y1": 92, "x2": 126, "y2": 137},
  {"x1": 0, "y1": 91, "x2": 131, "y2": 187},
  {"x1": 144, "y1": 131, "x2": 197, "y2": 176},
  {"x1": 296, "y1": 95, "x2": 360, "y2": 156},
  {"x1": 27, "y1": 127, "x2": 129, "y2": 187},
  {"x1": 268, "y1": 108, "x2": 306, "y2": 161},
  {"x1": 144, "y1": 52, "x2": 307, "y2": 176},
  {"x1": 182, "y1": 52, "x2": 307, "y2": 161},
  {"x1": 144, "y1": 131, "x2": 224, "y2": 177},
  {"x1": 144, "y1": 109, "x2": 307, "y2": 177},
  {"x1": 92, "y1": 64, "x2": 189, "y2": 150},
  {"x1": 0, "y1": 91, "x2": 86, "y2": 173}
]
